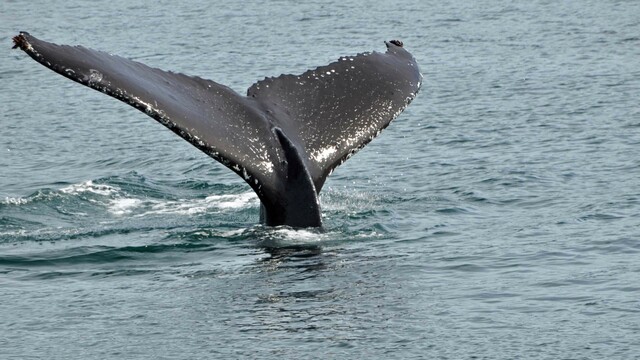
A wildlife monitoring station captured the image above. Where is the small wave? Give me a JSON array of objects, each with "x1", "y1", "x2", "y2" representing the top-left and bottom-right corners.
[
  {"x1": 124, "y1": 192, "x2": 258, "y2": 217},
  {"x1": 3, "y1": 197, "x2": 29, "y2": 205},
  {"x1": 4, "y1": 178, "x2": 258, "y2": 217},
  {"x1": 271, "y1": 227, "x2": 323, "y2": 241},
  {"x1": 2, "y1": 190, "x2": 60, "y2": 206},
  {"x1": 2, "y1": 180, "x2": 121, "y2": 207},
  {"x1": 218, "y1": 228, "x2": 249, "y2": 237},
  {"x1": 320, "y1": 187, "x2": 384, "y2": 213},
  {"x1": 59, "y1": 180, "x2": 120, "y2": 196},
  {"x1": 250, "y1": 226, "x2": 327, "y2": 249},
  {"x1": 108, "y1": 198, "x2": 143, "y2": 215}
]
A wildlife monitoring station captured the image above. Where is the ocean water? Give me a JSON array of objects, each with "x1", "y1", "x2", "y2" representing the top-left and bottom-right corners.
[{"x1": 1, "y1": 0, "x2": 640, "y2": 358}]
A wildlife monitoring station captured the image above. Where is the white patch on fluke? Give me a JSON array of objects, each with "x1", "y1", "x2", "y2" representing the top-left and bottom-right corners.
[
  {"x1": 88, "y1": 69, "x2": 103, "y2": 84},
  {"x1": 311, "y1": 146, "x2": 337, "y2": 163},
  {"x1": 257, "y1": 160, "x2": 274, "y2": 175},
  {"x1": 131, "y1": 96, "x2": 161, "y2": 116}
]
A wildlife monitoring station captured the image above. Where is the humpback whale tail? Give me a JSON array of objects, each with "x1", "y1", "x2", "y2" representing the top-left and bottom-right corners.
[{"x1": 12, "y1": 32, "x2": 422, "y2": 228}]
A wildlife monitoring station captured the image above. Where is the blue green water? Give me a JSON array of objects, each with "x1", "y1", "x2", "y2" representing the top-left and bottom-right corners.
[{"x1": 2, "y1": 0, "x2": 640, "y2": 358}]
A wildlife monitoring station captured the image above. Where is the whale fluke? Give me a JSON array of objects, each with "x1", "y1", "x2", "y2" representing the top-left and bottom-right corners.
[{"x1": 12, "y1": 32, "x2": 422, "y2": 228}]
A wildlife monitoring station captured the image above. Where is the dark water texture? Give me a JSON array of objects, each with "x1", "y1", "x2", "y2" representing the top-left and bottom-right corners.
[{"x1": 1, "y1": 0, "x2": 640, "y2": 359}]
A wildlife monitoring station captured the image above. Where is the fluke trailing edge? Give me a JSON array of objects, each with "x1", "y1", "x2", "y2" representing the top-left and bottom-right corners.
[{"x1": 12, "y1": 32, "x2": 422, "y2": 228}]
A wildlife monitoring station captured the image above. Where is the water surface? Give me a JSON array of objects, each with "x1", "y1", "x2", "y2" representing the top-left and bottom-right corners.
[{"x1": 1, "y1": 0, "x2": 639, "y2": 358}]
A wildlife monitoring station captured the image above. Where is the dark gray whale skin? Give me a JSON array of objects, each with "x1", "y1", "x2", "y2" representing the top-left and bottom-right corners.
[{"x1": 12, "y1": 32, "x2": 422, "y2": 228}]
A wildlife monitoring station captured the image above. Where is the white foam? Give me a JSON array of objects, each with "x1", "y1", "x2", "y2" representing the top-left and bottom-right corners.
[
  {"x1": 3, "y1": 197, "x2": 28, "y2": 205},
  {"x1": 272, "y1": 228, "x2": 321, "y2": 241},
  {"x1": 132, "y1": 192, "x2": 259, "y2": 217},
  {"x1": 60, "y1": 180, "x2": 119, "y2": 196},
  {"x1": 220, "y1": 228, "x2": 248, "y2": 237},
  {"x1": 108, "y1": 198, "x2": 142, "y2": 215},
  {"x1": 0, "y1": 229, "x2": 29, "y2": 238},
  {"x1": 255, "y1": 226, "x2": 326, "y2": 248},
  {"x1": 206, "y1": 192, "x2": 257, "y2": 209}
]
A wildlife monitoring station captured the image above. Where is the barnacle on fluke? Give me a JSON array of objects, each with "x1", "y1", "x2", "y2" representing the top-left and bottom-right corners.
[{"x1": 12, "y1": 33, "x2": 28, "y2": 50}]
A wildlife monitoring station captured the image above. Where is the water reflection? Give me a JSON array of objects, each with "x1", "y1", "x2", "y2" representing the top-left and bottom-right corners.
[
  {"x1": 247, "y1": 247, "x2": 346, "y2": 336},
  {"x1": 259, "y1": 245, "x2": 326, "y2": 274}
]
